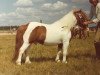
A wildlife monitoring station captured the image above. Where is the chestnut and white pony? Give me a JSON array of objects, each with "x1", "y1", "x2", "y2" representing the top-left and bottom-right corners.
[{"x1": 13, "y1": 10, "x2": 89, "y2": 65}]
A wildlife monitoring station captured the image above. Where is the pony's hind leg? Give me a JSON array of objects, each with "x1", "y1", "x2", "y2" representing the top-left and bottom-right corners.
[
  {"x1": 25, "y1": 56, "x2": 31, "y2": 64},
  {"x1": 25, "y1": 45, "x2": 31, "y2": 64},
  {"x1": 55, "y1": 44, "x2": 63, "y2": 62},
  {"x1": 16, "y1": 43, "x2": 30, "y2": 65}
]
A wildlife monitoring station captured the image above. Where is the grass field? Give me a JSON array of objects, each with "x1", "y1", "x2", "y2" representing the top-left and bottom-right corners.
[{"x1": 0, "y1": 32, "x2": 100, "y2": 75}]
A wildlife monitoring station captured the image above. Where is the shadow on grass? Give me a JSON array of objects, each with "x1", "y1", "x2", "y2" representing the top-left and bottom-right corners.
[
  {"x1": 21, "y1": 53, "x2": 99, "y2": 63},
  {"x1": 30, "y1": 54, "x2": 96, "y2": 63},
  {"x1": 30, "y1": 57, "x2": 55, "y2": 62},
  {"x1": 67, "y1": 53, "x2": 97, "y2": 60}
]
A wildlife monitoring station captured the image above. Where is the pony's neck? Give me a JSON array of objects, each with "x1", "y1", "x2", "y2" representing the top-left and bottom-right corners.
[{"x1": 53, "y1": 11, "x2": 77, "y2": 29}]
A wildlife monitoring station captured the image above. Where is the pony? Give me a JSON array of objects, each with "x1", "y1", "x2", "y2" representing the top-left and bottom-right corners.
[{"x1": 12, "y1": 9, "x2": 89, "y2": 65}]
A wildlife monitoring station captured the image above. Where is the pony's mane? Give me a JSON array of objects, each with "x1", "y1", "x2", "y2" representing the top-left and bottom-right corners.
[{"x1": 81, "y1": 10, "x2": 90, "y2": 21}]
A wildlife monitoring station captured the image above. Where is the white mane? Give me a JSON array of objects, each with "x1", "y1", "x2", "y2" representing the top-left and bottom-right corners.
[{"x1": 53, "y1": 10, "x2": 77, "y2": 29}]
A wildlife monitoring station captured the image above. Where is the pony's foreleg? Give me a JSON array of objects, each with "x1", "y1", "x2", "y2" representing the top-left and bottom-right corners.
[
  {"x1": 62, "y1": 41, "x2": 69, "y2": 63},
  {"x1": 16, "y1": 43, "x2": 30, "y2": 65},
  {"x1": 55, "y1": 51, "x2": 62, "y2": 62},
  {"x1": 62, "y1": 32, "x2": 71, "y2": 64},
  {"x1": 25, "y1": 45, "x2": 31, "y2": 64},
  {"x1": 55, "y1": 44, "x2": 63, "y2": 62}
]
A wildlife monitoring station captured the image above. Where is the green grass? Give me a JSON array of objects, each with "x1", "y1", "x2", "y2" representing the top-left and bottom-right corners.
[{"x1": 0, "y1": 32, "x2": 100, "y2": 75}]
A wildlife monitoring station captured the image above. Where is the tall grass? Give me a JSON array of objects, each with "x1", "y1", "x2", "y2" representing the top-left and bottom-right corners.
[{"x1": 0, "y1": 32, "x2": 100, "y2": 75}]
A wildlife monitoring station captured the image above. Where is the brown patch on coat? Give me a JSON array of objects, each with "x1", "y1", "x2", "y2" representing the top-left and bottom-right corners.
[
  {"x1": 12, "y1": 23, "x2": 29, "y2": 61},
  {"x1": 29, "y1": 26, "x2": 46, "y2": 44}
]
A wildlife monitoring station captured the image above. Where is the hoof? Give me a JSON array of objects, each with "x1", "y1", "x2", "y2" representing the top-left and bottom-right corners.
[
  {"x1": 55, "y1": 59, "x2": 60, "y2": 63},
  {"x1": 16, "y1": 60, "x2": 21, "y2": 65},
  {"x1": 25, "y1": 61, "x2": 31, "y2": 64},
  {"x1": 16, "y1": 62, "x2": 21, "y2": 65},
  {"x1": 62, "y1": 61, "x2": 67, "y2": 64}
]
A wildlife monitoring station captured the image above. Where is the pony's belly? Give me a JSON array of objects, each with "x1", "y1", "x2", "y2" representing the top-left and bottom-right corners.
[
  {"x1": 43, "y1": 43, "x2": 59, "y2": 46},
  {"x1": 44, "y1": 37, "x2": 62, "y2": 45},
  {"x1": 44, "y1": 40, "x2": 61, "y2": 46}
]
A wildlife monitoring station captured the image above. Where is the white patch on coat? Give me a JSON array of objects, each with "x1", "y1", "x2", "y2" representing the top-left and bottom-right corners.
[{"x1": 23, "y1": 10, "x2": 77, "y2": 45}]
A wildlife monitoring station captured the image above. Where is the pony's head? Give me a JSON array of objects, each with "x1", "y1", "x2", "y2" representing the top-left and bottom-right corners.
[{"x1": 73, "y1": 9, "x2": 90, "y2": 27}]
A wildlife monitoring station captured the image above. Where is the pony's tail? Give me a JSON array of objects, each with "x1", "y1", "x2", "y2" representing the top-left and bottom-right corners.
[{"x1": 12, "y1": 24, "x2": 28, "y2": 62}]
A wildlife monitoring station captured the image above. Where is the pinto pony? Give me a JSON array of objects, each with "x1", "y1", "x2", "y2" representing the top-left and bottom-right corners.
[{"x1": 13, "y1": 9, "x2": 89, "y2": 65}]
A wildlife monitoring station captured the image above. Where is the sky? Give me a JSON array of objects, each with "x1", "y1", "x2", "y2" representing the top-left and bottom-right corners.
[{"x1": 0, "y1": 0, "x2": 90, "y2": 26}]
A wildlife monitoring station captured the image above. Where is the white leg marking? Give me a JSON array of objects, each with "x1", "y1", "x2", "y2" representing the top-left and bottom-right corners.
[
  {"x1": 16, "y1": 43, "x2": 30, "y2": 65},
  {"x1": 25, "y1": 56, "x2": 31, "y2": 64},
  {"x1": 62, "y1": 42, "x2": 69, "y2": 64},
  {"x1": 62, "y1": 31, "x2": 71, "y2": 64},
  {"x1": 55, "y1": 51, "x2": 62, "y2": 62},
  {"x1": 24, "y1": 46, "x2": 31, "y2": 64}
]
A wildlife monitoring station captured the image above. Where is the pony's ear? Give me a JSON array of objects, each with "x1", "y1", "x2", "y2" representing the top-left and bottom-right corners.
[{"x1": 73, "y1": 9, "x2": 80, "y2": 13}]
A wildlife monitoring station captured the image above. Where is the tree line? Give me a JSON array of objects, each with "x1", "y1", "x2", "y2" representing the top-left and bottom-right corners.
[{"x1": 0, "y1": 26, "x2": 19, "y2": 30}]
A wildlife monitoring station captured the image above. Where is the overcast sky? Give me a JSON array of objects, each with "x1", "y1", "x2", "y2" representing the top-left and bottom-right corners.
[{"x1": 0, "y1": 0, "x2": 90, "y2": 26}]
